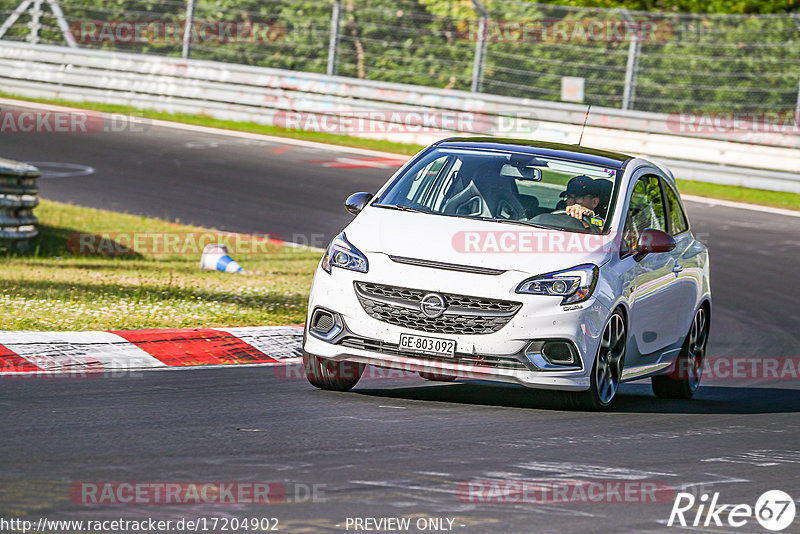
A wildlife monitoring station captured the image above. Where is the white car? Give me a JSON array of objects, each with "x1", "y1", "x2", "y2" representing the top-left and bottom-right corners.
[{"x1": 303, "y1": 138, "x2": 711, "y2": 409}]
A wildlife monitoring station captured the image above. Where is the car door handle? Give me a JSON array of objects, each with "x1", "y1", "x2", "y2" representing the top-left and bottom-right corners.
[{"x1": 672, "y1": 264, "x2": 684, "y2": 273}]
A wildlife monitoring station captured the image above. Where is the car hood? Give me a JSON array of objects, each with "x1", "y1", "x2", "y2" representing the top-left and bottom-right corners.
[{"x1": 345, "y1": 208, "x2": 615, "y2": 275}]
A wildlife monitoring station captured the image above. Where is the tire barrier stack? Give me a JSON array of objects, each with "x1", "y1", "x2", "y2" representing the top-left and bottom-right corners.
[{"x1": 0, "y1": 157, "x2": 41, "y2": 247}]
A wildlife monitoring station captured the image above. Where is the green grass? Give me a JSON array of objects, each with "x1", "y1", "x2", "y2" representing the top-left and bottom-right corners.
[
  {"x1": 4, "y1": 90, "x2": 799, "y2": 211},
  {"x1": 676, "y1": 179, "x2": 800, "y2": 211},
  {"x1": 0, "y1": 200, "x2": 320, "y2": 331}
]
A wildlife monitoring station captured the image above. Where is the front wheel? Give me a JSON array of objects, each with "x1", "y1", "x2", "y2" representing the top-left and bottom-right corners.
[
  {"x1": 303, "y1": 351, "x2": 364, "y2": 391},
  {"x1": 652, "y1": 306, "x2": 709, "y2": 399},
  {"x1": 568, "y1": 310, "x2": 626, "y2": 410}
]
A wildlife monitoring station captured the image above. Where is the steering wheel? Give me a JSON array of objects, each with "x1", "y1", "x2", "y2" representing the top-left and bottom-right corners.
[{"x1": 545, "y1": 210, "x2": 602, "y2": 234}]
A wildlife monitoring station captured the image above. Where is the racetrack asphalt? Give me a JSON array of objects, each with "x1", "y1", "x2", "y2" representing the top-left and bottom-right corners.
[{"x1": 1, "y1": 102, "x2": 799, "y2": 532}]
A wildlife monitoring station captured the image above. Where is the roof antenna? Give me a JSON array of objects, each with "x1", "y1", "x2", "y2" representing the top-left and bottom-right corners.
[{"x1": 578, "y1": 104, "x2": 591, "y2": 146}]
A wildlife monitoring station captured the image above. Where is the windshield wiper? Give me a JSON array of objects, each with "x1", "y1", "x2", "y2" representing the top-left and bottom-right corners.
[
  {"x1": 373, "y1": 206, "x2": 555, "y2": 230},
  {"x1": 474, "y1": 217, "x2": 552, "y2": 230},
  {"x1": 372, "y1": 204, "x2": 431, "y2": 214}
]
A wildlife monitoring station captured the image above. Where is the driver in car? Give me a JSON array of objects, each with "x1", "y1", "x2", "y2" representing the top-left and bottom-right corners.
[{"x1": 561, "y1": 175, "x2": 604, "y2": 228}]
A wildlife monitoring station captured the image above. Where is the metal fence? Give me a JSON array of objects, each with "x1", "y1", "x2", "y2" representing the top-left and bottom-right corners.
[{"x1": 1, "y1": 0, "x2": 798, "y2": 116}]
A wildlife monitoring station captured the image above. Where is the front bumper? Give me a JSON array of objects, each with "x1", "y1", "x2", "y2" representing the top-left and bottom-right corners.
[{"x1": 304, "y1": 254, "x2": 611, "y2": 391}]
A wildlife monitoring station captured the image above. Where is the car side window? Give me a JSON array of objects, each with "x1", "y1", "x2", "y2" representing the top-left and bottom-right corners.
[
  {"x1": 431, "y1": 158, "x2": 463, "y2": 211},
  {"x1": 622, "y1": 175, "x2": 668, "y2": 255},
  {"x1": 664, "y1": 183, "x2": 689, "y2": 235},
  {"x1": 404, "y1": 155, "x2": 448, "y2": 205}
]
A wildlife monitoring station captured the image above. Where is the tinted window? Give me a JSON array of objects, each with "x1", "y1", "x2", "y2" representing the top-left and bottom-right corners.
[
  {"x1": 402, "y1": 155, "x2": 448, "y2": 205},
  {"x1": 622, "y1": 175, "x2": 667, "y2": 254},
  {"x1": 664, "y1": 183, "x2": 689, "y2": 235},
  {"x1": 376, "y1": 147, "x2": 622, "y2": 234}
]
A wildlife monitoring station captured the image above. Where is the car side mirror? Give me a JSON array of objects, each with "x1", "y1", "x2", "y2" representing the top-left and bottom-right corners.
[
  {"x1": 344, "y1": 192, "x2": 373, "y2": 216},
  {"x1": 633, "y1": 228, "x2": 676, "y2": 262}
]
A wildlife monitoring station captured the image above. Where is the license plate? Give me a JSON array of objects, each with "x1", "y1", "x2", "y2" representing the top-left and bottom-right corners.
[{"x1": 399, "y1": 333, "x2": 456, "y2": 357}]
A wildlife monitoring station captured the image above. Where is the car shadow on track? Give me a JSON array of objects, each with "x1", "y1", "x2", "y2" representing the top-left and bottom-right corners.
[{"x1": 352, "y1": 381, "x2": 800, "y2": 414}]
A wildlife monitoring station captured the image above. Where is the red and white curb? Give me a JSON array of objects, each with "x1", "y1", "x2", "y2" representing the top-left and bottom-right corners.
[{"x1": 0, "y1": 326, "x2": 303, "y2": 375}]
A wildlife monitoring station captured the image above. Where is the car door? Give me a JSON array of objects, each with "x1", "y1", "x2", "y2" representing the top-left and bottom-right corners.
[
  {"x1": 662, "y1": 179, "x2": 701, "y2": 343},
  {"x1": 624, "y1": 174, "x2": 684, "y2": 356}
]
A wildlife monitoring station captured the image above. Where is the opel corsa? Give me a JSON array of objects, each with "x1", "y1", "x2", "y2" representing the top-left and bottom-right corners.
[{"x1": 303, "y1": 138, "x2": 711, "y2": 409}]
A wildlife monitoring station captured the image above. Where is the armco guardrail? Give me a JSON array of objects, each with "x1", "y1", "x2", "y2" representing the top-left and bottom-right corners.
[
  {"x1": 0, "y1": 41, "x2": 798, "y2": 192},
  {"x1": 0, "y1": 157, "x2": 40, "y2": 245}
]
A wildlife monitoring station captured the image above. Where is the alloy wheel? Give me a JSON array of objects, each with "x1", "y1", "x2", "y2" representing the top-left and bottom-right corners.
[
  {"x1": 684, "y1": 307, "x2": 708, "y2": 392},
  {"x1": 596, "y1": 312, "x2": 626, "y2": 405}
]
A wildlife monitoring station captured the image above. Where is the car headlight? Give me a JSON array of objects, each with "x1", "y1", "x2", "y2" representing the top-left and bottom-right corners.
[
  {"x1": 516, "y1": 264, "x2": 599, "y2": 305},
  {"x1": 321, "y1": 232, "x2": 368, "y2": 274}
]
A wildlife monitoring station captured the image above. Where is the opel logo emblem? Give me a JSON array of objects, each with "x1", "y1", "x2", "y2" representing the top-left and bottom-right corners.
[{"x1": 420, "y1": 293, "x2": 447, "y2": 319}]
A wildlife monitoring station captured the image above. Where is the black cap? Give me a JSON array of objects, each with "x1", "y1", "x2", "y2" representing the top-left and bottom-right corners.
[{"x1": 559, "y1": 175, "x2": 599, "y2": 198}]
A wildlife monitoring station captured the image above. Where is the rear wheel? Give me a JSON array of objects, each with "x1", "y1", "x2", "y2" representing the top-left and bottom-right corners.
[
  {"x1": 568, "y1": 310, "x2": 626, "y2": 410},
  {"x1": 303, "y1": 351, "x2": 364, "y2": 391},
  {"x1": 652, "y1": 306, "x2": 708, "y2": 399}
]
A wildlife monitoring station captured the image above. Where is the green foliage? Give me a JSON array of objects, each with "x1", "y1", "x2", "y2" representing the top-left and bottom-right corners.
[{"x1": 530, "y1": 0, "x2": 797, "y2": 15}]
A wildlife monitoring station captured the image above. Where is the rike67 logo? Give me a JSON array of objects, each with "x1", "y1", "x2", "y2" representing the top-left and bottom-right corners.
[{"x1": 668, "y1": 490, "x2": 796, "y2": 531}]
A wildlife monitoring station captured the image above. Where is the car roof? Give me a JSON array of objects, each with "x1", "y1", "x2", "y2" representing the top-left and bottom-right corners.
[{"x1": 434, "y1": 137, "x2": 632, "y2": 169}]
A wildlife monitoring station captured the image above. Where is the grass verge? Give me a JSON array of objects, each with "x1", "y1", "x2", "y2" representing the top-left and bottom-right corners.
[
  {"x1": 3, "y1": 91, "x2": 800, "y2": 212},
  {"x1": 0, "y1": 200, "x2": 319, "y2": 331},
  {"x1": 675, "y1": 179, "x2": 800, "y2": 211}
]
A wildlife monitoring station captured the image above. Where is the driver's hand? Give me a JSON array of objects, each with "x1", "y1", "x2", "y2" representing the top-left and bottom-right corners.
[{"x1": 566, "y1": 204, "x2": 594, "y2": 220}]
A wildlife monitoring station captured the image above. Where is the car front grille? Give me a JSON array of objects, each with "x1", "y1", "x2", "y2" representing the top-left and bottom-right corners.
[
  {"x1": 338, "y1": 336, "x2": 527, "y2": 370},
  {"x1": 354, "y1": 281, "x2": 521, "y2": 335}
]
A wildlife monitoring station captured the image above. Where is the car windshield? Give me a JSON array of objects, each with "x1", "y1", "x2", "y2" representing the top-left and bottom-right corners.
[{"x1": 375, "y1": 147, "x2": 621, "y2": 234}]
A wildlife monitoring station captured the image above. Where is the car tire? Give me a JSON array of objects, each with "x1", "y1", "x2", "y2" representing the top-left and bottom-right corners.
[
  {"x1": 419, "y1": 371, "x2": 457, "y2": 382},
  {"x1": 652, "y1": 306, "x2": 709, "y2": 399},
  {"x1": 568, "y1": 310, "x2": 626, "y2": 410},
  {"x1": 303, "y1": 351, "x2": 364, "y2": 391}
]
